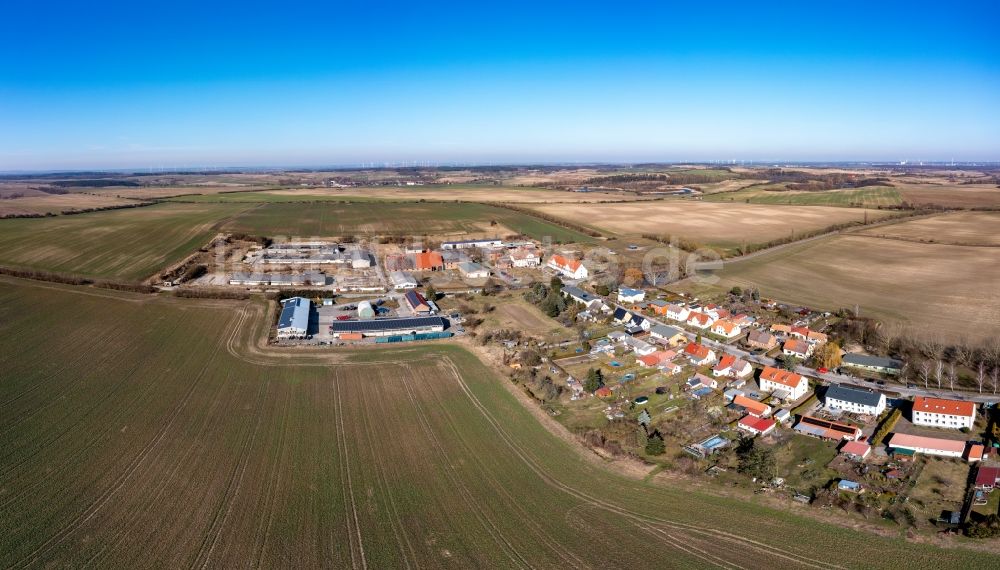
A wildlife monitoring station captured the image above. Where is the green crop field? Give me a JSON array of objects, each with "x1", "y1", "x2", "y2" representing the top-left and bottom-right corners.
[
  {"x1": 0, "y1": 202, "x2": 251, "y2": 280},
  {"x1": 1, "y1": 278, "x2": 996, "y2": 568},
  {"x1": 705, "y1": 185, "x2": 902, "y2": 207},
  {"x1": 222, "y1": 201, "x2": 595, "y2": 243}
]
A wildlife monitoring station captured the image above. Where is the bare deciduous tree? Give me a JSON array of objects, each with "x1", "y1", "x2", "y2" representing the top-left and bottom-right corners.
[
  {"x1": 947, "y1": 362, "x2": 957, "y2": 392},
  {"x1": 977, "y1": 362, "x2": 986, "y2": 394},
  {"x1": 935, "y1": 360, "x2": 943, "y2": 390},
  {"x1": 919, "y1": 361, "x2": 932, "y2": 390}
]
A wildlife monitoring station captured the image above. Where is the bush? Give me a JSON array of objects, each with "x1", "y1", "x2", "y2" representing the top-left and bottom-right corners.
[
  {"x1": 871, "y1": 408, "x2": 901, "y2": 445},
  {"x1": 645, "y1": 434, "x2": 666, "y2": 456}
]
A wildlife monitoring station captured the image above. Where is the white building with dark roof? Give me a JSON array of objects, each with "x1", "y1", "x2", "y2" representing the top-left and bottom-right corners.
[{"x1": 824, "y1": 385, "x2": 886, "y2": 416}]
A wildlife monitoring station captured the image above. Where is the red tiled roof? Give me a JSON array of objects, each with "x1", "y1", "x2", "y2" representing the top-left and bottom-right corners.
[
  {"x1": 738, "y1": 415, "x2": 775, "y2": 433},
  {"x1": 841, "y1": 440, "x2": 871, "y2": 457},
  {"x1": 550, "y1": 254, "x2": 581, "y2": 271},
  {"x1": 713, "y1": 320, "x2": 738, "y2": 334},
  {"x1": 733, "y1": 395, "x2": 770, "y2": 416},
  {"x1": 714, "y1": 354, "x2": 736, "y2": 371},
  {"x1": 976, "y1": 466, "x2": 1000, "y2": 487},
  {"x1": 595, "y1": 386, "x2": 613, "y2": 398},
  {"x1": 760, "y1": 366, "x2": 805, "y2": 389},
  {"x1": 913, "y1": 396, "x2": 975, "y2": 418},
  {"x1": 688, "y1": 312, "x2": 712, "y2": 325},
  {"x1": 413, "y1": 251, "x2": 443, "y2": 270},
  {"x1": 684, "y1": 342, "x2": 710, "y2": 359},
  {"x1": 783, "y1": 339, "x2": 810, "y2": 355},
  {"x1": 638, "y1": 354, "x2": 660, "y2": 367}
]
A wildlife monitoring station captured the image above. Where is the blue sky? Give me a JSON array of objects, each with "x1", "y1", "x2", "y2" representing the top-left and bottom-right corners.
[{"x1": 1, "y1": 1, "x2": 998, "y2": 170}]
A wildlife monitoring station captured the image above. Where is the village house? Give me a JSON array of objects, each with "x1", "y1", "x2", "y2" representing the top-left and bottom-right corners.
[
  {"x1": 404, "y1": 290, "x2": 435, "y2": 314},
  {"x1": 841, "y1": 353, "x2": 904, "y2": 375},
  {"x1": 613, "y1": 307, "x2": 650, "y2": 331},
  {"x1": 617, "y1": 287, "x2": 646, "y2": 303},
  {"x1": 911, "y1": 396, "x2": 977, "y2": 430},
  {"x1": 770, "y1": 324, "x2": 792, "y2": 335},
  {"x1": 683, "y1": 342, "x2": 717, "y2": 366},
  {"x1": 649, "y1": 324, "x2": 686, "y2": 347},
  {"x1": 759, "y1": 366, "x2": 809, "y2": 401},
  {"x1": 840, "y1": 440, "x2": 872, "y2": 461},
  {"x1": 975, "y1": 466, "x2": 1000, "y2": 492},
  {"x1": 686, "y1": 311, "x2": 715, "y2": 329},
  {"x1": 712, "y1": 355, "x2": 752, "y2": 378},
  {"x1": 508, "y1": 247, "x2": 541, "y2": 268},
  {"x1": 746, "y1": 329, "x2": 778, "y2": 350},
  {"x1": 547, "y1": 254, "x2": 588, "y2": 279},
  {"x1": 738, "y1": 415, "x2": 776, "y2": 437},
  {"x1": 622, "y1": 336, "x2": 657, "y2": 356},
  {"x1": 790, "y1": 326, "x2": 827, "y2": 344},
  {"x1": 562, "y1": 285, "x2": 597, "y2": 305},
  {"x1": 665, "y1": 303, "x2": 690, "y2": 322},
  {"x1": 702, "y1": 304, "x2": 730, "y2": 320},
  {"x1": 649, "y1": 299, "x2": 670, "y2": 315},
  {"x1": 823, "y1": 385, "x2": 886, "y2": 416},
  {"x1": 686, "y1": 373, "x2": 718, "y2": 390},
  {"x1": 732, "y1": 394, "x2": 771, "y2": 417},
  {"x1": 710, "y1": 319, "x2": 742, "y2": 339},
  {"x1": 782, "y1": 338, "x2": 813, "y2": 359}
]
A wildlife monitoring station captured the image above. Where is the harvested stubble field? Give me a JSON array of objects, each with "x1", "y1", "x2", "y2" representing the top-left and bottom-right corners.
[
  {"x1": 0, "y1": 202, "x2": 251, "y2": 280},
  {"x1": 895, "y1": 183, "x2": 1000, "y2": 209},
  {"x1": 1, "y1": 278, "x2": 995, "y2": 568},
  {"x1": 682, "y1": 234, "x2": 1000, "y2": 342},
  {"x1": 855, "y1": 211, "x2": 1000, "y2": 246},
  {"x1": 222, "y1": 201, "x2": 596, "y2": 243},
  {"x1": 528, "y1": 201, "x2": 894, "y2": 250},
  {"x1": 704, "y1": 185, "x2": 903, "y2": 208},
  {"x1": 0, "y1": 193, "x2": 138, "y2": 216}
]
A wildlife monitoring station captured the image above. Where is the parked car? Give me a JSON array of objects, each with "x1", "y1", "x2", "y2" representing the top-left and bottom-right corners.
[
  {"x1": 336, "y1": 315, "x2": 352, "y2": 321},
  {"x1": 817, "y1": 367, "x2": 829, "y2": 374}
]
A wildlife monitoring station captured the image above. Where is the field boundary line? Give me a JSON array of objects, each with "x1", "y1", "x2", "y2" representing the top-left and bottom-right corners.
[{"x1": 334, "y1": 375, "x2": 368, "y2": 570}]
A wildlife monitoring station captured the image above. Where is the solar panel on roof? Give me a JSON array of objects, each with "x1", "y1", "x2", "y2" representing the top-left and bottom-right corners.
[{"x1": 330, "y1": 316, "x2": 445, "y2": 333}]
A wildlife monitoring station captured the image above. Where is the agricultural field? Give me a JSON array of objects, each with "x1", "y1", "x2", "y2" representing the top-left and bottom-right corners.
[
  {"x1": 855, "y1": 211, "x2": 1000, "y2": 246},
  {"x1": 528, "y1": 201, "x2": 894, "y2": 252},
  {"x1": 84, "y1": 185, "x2": 269, "y2": 199},
  {"x1": 2, "y1": 278, "x2": 996, "y2": 567},
  {"x1": 0, "y1": 202, "x2": 251, "y2": 280},
  {"x1": 895, "y1": 183, "x2": 1000, "y2": 209},
  {"x1": 222, "y1": 201, "x2": 596, "y2": 243},
  {"x1": 180, "y1": 185, "x2": 651, "y2": 204},
  {"x1": 704, "y1": 185, "x2": 903, "y2": 208},
  {"x1": 0, "y1": 193, "x2": 138, "y2": 216},
  {"x1": 679, "y1": 234, "x2": 1000, "y2": 342}
]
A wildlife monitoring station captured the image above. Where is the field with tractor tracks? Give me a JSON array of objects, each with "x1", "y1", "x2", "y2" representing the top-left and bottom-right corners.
[{"x1": 1, "y1": 277, "x2": 997, "y2": 568}]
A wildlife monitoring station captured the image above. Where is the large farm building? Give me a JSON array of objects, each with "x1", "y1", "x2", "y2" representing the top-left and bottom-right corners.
[{"x1": 329, "y1": 316, "x2": 446, "y2": 339}]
